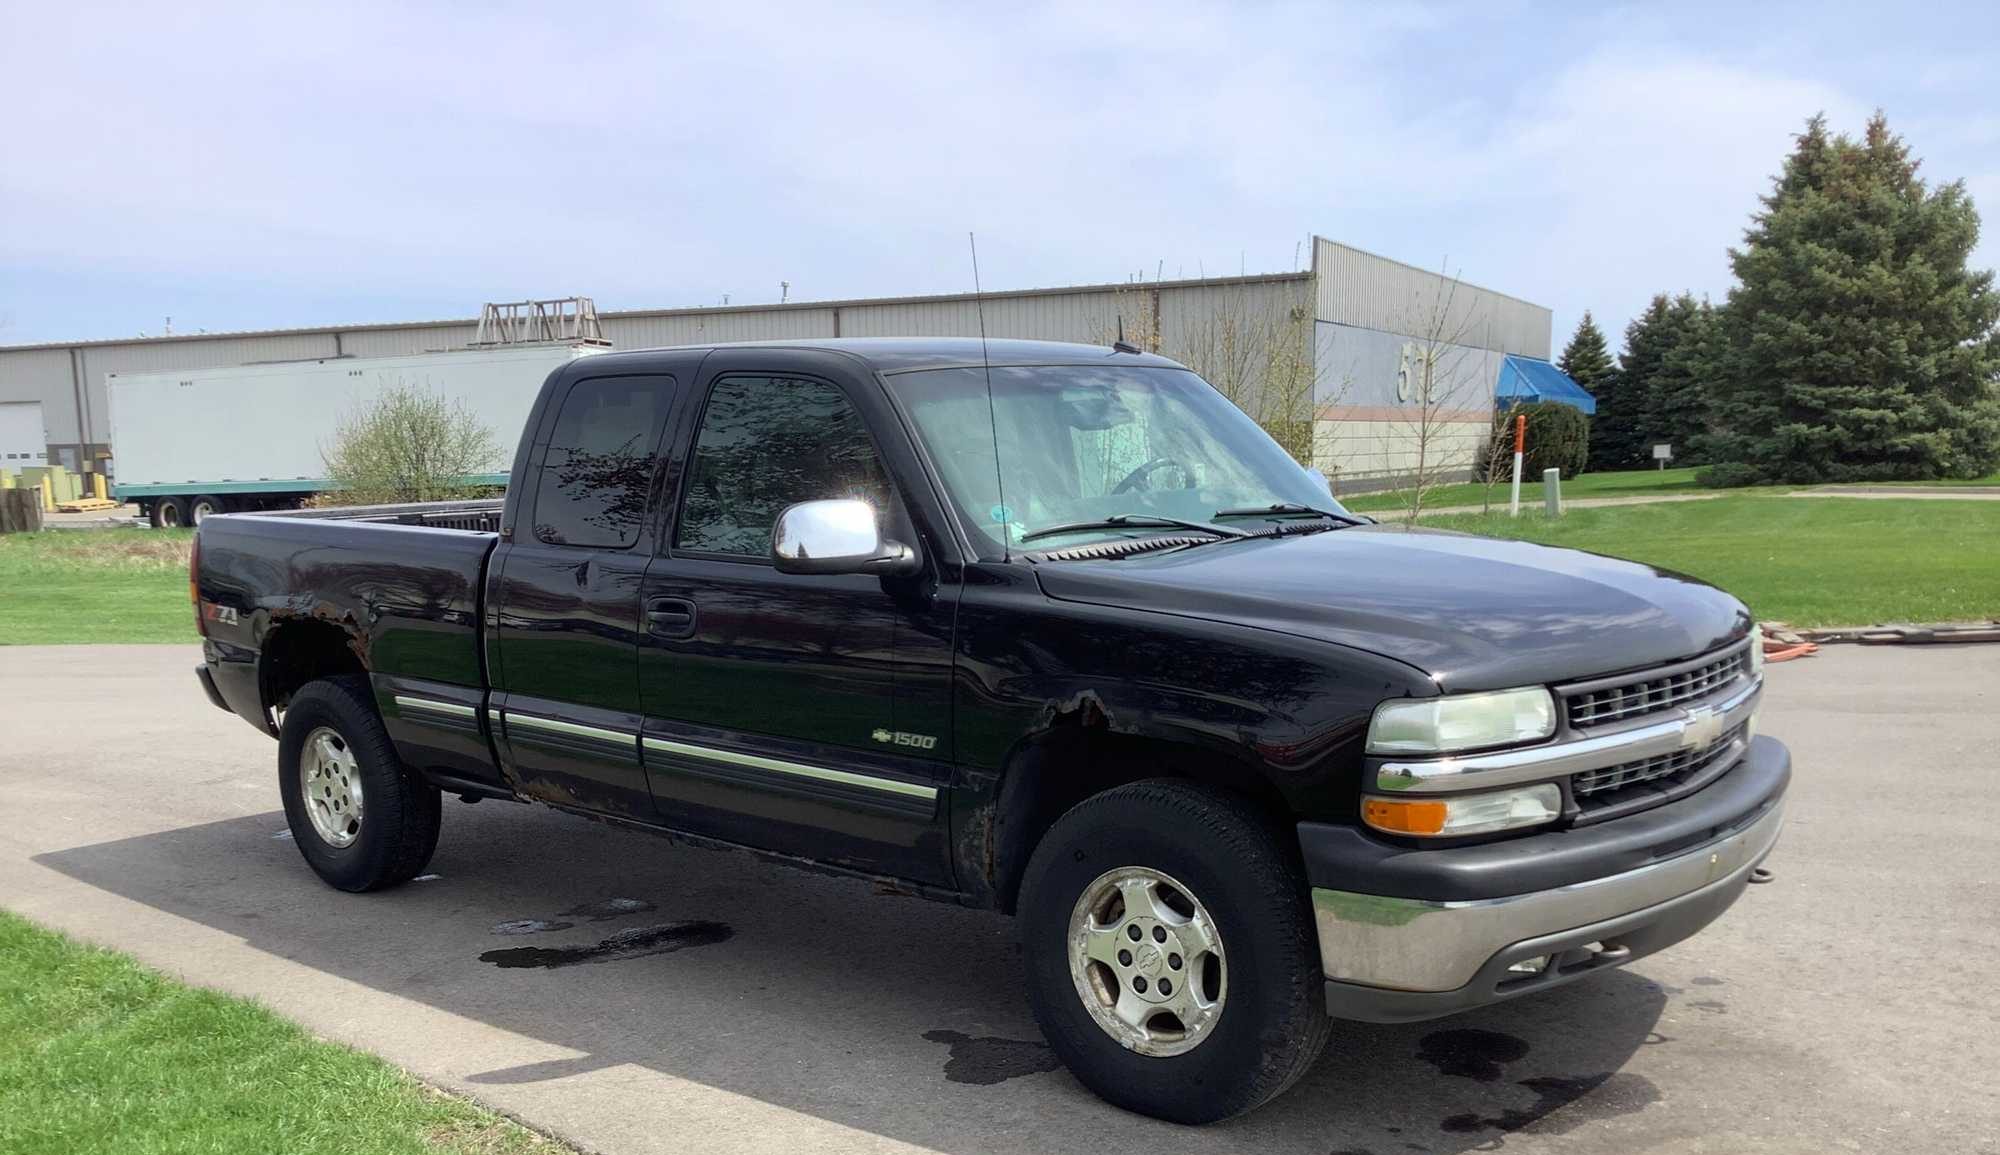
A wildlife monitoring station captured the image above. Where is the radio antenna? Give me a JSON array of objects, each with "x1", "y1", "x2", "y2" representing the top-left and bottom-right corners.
[{"x1": 969, "y1": 231, "x2": 1010, "y2": 561}]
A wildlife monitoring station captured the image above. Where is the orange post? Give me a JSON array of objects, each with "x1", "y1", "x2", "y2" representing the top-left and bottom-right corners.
[{"x1": 1508, "y1": 414, "x2": 1526, "y2": 517}]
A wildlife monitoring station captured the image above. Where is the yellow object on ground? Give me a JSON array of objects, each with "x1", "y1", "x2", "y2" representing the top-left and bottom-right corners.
[{"x1": 54, "y1": 498, "x2": 121, "y2": 513}]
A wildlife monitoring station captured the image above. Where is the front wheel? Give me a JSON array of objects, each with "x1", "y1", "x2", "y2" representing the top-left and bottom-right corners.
[
  {"x1": 1018, "y1": 780, "x2": 1331, "y2": 1123},
  {"x1": 278, "y1": 676, "x2": 441, "y2": 892}
]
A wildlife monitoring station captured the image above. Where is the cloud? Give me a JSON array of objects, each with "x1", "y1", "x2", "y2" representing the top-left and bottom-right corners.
[{"x1": 0, "y1": 1, "x2": 1992, "y2": 345}]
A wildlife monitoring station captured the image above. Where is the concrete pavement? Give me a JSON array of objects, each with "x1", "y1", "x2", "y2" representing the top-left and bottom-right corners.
[{"x1": 2, "y1": 644, "x2": 1996, "y2": 1154}]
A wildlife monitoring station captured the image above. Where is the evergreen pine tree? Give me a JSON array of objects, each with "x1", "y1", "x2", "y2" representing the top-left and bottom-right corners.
[
  {"x1": 1643, "y1": 294, "x2": 1717, "y2": 465},
  {"x1": 1558, "y1": 311, "x2": 1615, "y2": 392},
  {"x1": 1700, "y1": 113, "x2": 2000, "y2": 482},
  {"x1": 1591, "y1": 296, "x2": 1674, "y2": 470}
]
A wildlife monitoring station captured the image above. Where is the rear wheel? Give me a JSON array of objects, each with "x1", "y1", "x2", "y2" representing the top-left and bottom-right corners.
[
  {"x1": 151, "y1": 497, "x2": 186, "y2": 528},
  {"x1": 1018, "y1": 780, "x2": 1331, "y2": 1123},
  {"x1": 188, "y1": 494, "x2": 226, "y2": 524},
  {"x1": 278, "y1": 676, "x2": 441, "y2": 892}
]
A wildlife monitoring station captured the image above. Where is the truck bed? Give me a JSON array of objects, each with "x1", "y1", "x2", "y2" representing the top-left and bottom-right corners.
[{"x1": 196, "y1": 501, "x2": 505, "y2": 713}]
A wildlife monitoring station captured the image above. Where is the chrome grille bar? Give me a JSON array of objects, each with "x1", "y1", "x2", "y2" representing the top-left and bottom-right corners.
[{"x1": 1560, "y1": 640, "x2": 1753, "y2": 729}]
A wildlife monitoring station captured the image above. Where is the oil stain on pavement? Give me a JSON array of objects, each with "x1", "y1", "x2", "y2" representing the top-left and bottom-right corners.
[
  {"x1": 558, "y1": 897, "x2": 657, "y2": 921},
  {"x1": 490, "y1": 919, "x2": 575, "y2": 936},
  {"x1": 1415, "y1": 1027, "x2": 1659, "y2": 1136},
  {"x1": 921, "y1": 1029, "x2": 1061, "y2": 1085},
  {"x1": 1414, "y1": 1028, "x2": 1531, "y2": 1082},
  {"x1": 1438, "y1": 1072, "x2": 1660, "y2": 1136},
  {"x1": 480, "y1": 920, "x2": 732, "y2": 969}
]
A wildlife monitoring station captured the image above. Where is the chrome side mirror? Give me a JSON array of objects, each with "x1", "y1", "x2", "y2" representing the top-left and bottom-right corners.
[{"x1": 771, "y1": 499, "x2": 919, "y2": 576}]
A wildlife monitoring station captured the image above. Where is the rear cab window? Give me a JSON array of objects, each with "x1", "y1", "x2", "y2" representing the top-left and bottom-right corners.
[{"x1": 529, "y1": 377, "x2": 669, "y2": 548}]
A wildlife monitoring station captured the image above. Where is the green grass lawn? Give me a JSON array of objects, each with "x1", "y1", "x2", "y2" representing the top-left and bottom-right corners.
[
  {"x1": 1836, "y1": 470, "x2": 2000, "y2": 487},
  {"x1": 0, "y1": 909, "x2": 561, "y2": 1155},
  {"x1": 1340, "y1": 464, "x2": 2000, "y2": 513},
  {"x1": 1422, "y1": 494, "x2": 2000, "y2": 627},
  {"x1": 1340, "y1": 466, "x2": 1715, "y2": 513},
  {"x1": 0, "y1": 529, "x2": 198, "y2": 644}
]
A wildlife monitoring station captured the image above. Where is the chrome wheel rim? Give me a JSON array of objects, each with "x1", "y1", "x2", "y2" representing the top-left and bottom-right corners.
[
  {"x1": 300, "y1": 726, "x2": 363, "y2": 848},
  {"x1": 1066, "y1": 866, "x2": 1226, "y2": 1056},
  {"x1": 159, "y1": 503, "x2": 181, "y2": 527},
  {"x1": 191, "y1": 500, "x2": 216, "y2": 524}
]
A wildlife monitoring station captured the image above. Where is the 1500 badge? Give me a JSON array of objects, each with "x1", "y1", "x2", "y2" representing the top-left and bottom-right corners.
[{"x1": 871, "y1": 728, "x2": 938, "y2": 750}]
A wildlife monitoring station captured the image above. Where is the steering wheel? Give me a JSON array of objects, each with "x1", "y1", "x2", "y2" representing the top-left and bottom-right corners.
[{"x1": 1111, "y1": 456, "x2": 1194, "y2": 495}]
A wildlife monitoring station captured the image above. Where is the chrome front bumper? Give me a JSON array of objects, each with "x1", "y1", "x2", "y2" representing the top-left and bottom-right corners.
[{"x1": 1313, "y1": 782, "x2": 1784, "y2": 1020}]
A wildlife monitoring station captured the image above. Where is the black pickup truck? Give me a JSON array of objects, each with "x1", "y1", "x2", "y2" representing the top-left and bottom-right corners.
[{"x1": 193, "y1": 338, "x2": 1788, "y2": 1123}]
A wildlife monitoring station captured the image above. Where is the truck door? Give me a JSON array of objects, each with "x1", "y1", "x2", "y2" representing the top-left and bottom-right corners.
[
  {"x1": 636, "y1": 353, "x2": 959, "y2": 884},
  {"x1": 486, "y1": 369, "x2": 683, "y2": 818}
]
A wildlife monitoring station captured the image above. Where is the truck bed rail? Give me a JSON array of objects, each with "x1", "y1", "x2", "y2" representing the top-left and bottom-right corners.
[{"x1": 248, "y1": 499, "x2": 504, "y2": 533}]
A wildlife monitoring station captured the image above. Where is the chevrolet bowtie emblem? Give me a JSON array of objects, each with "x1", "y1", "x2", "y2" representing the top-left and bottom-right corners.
[{"x1": 1681, "y1": 704, "x2": 1723, "y2": 750}]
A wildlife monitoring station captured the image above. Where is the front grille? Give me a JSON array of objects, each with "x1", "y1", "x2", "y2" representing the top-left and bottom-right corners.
[
  {"x1": 1572, "y1": 723, "x2": 1747, "y2": 799},
  {"x1": 1564, "y1": 646, "x2": 1751, "y2": 729}
]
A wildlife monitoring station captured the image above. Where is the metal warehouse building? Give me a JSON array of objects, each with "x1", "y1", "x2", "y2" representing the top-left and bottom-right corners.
[{"x1": 0, "y1": 236, "x2": 1582, "y2": 493}]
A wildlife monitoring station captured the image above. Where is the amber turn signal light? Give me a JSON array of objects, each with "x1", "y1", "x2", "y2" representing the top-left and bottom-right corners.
[{"x1": 1362, "y1": 797, "x2": 1449, "y2": 835}]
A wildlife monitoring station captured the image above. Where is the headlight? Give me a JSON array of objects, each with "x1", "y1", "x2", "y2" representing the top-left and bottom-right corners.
[
  {"x1": 1748, "y1": 624, "x2": 1765, "y2": 677},
  {"x1": 1363, "y1": 784, "x2": 1562, "y2": 837},
  {"x1": 1366, "y1": 687, "x2": 1556, "y2": 755}
]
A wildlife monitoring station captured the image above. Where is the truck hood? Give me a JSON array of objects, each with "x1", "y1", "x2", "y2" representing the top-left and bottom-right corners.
[{"x1": 1032, "y1": 525, "x2": 1752, "y2": 691}]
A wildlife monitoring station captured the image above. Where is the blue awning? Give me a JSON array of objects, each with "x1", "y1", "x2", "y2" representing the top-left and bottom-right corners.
[{"x1": 1495, "y1": 356, "x2": 1596, "y2": 415}]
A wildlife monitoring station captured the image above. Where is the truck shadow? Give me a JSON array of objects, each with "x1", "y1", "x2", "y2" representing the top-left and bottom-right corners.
[{"x1": 36, "y1": 801, "x2": 1672, "y2": 1154}]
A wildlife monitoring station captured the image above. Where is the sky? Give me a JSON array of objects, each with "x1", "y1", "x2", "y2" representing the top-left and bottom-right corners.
[{"x1": 2, "y1": 1, "x2": 1995, "y2": 353}]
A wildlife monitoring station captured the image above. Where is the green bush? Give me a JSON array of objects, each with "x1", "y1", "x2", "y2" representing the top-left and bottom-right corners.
[
  {"x1": 320, "y1": 383, "x2": 501, "y2": 506},
  {"x1": 1694, "y1": 461, "x2": 1766, "y2": 488},
  {"x1": 1490, "y1": 402, "x2": 1590, "y2": 481}
]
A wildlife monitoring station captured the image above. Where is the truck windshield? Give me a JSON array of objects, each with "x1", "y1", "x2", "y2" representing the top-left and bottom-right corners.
[{"x1": 884, "y1": 363, "x2": 1347, "y2": 554}]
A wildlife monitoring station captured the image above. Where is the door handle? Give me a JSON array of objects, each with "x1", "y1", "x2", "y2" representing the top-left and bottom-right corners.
[{"x1": 645, "y1": 597, "x2": 697, "y2": 639}]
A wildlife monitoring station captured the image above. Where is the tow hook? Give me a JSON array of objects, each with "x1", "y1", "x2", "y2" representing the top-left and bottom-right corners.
[
  {"x1": 1748, "y1": 865, "x2": 1776, "y2": 885},
  {"x1": 1554, "y1": 940, "x2": 1633, "y2": 971}
]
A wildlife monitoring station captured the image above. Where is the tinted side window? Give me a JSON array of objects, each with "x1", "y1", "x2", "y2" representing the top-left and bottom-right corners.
[
  {"x1": 676, "y1": 375, "x2": 892, "y2": 557},
  {"x1": 530, "y1": 376, "x2": 666, "y2": 548}
]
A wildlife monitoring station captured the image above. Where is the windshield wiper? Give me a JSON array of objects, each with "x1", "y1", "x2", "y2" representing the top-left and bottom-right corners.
[
  {"x1": 1019, "y1": 514, "x2": 1251, "y2": 543},
  {"x1": 1212, "y1": 502, "x2": 1370, "y2": 527}
]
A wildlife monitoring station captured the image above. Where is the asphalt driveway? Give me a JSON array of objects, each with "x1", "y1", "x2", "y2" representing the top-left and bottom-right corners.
[{"x1": 1, "y1": 644, "x2": 1995, "y2": 1154}]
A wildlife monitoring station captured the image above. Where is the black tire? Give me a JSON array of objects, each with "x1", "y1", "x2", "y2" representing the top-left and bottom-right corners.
[
  {"x1": 152, "y1": 497, "x2": 186, "y2": 529},
  {"x1": 188, "y1": 494, "x2": 226, "y2": 524},
  {"x1": 1018, "y1": 780, "x2": 1332, "y2": 1123},
  {"x1": 278, "y1": 676, "x2": 441, "y2": 892}
]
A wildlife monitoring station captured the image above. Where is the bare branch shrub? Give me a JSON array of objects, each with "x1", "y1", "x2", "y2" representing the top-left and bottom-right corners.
[
  {"x1": 1389, "y1": 266, "x2": 1488, "y2": 523},
  {"x1": 1096, "y1": 278, "x2": 1341, "y2": 471}
]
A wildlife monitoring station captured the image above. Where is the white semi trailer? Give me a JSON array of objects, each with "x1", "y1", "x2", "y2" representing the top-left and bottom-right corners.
[{"x1": 108, "y1": 344, "x2": 604, "y2": 526}]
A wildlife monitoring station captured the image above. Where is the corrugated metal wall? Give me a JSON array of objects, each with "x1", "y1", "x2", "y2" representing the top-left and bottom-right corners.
[
  {"x1": 337, "y1": 324, "x2": 476, "y2": 358},
  {"x1": 603, "y1": 307, "x2": 836, "y2": 347},
  {"x1": 0, "y1": 347, "x2": 81, "y2": 443},
  {"x1": 1312, "y1": 238, "x2": 1551, "y2": 359},
  {"x1": 0, "y1": 251, "x2": 1549, "y2": 465},
  {"x1": 1316, "y1": 321, "x2": 1507, "y2": 409}
]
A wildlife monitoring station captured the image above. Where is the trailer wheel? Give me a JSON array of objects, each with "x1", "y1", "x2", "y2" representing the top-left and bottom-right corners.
[
  {"x1": 188, "y1": 494, "x2": 226, "y2": 524},
  {"x1": 151, "y1": 497, "x2": 187, "y2": 528}
]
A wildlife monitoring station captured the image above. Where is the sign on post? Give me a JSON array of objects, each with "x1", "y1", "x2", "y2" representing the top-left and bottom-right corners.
[{"x1": 1652, "y1": 443, "x2": 1673, "y2": 470}]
